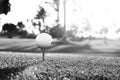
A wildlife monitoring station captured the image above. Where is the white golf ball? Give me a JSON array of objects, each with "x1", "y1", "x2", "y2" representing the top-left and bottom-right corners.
[{"x1": 35, "y1": 33, "x2": 53, "y2": 48}]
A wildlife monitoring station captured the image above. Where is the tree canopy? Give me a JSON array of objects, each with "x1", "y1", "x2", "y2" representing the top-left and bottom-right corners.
[
  {"x1": 35, "y1": 6, "x2": 46, "y2": 22},
  {"x1": 0, "y1": 0, "x2": 11, "y2": 15}
]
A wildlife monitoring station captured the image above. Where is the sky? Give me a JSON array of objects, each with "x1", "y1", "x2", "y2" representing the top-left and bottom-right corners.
[
  {"x1": 1, "y1": 0, "x2": 120, "y2": 34},
  {"x1": 0, "y1": 0, "x2": 56, "y2": 25},
  {"x1": 63, "y1": 0, "x2": 120, "y2": 30}
]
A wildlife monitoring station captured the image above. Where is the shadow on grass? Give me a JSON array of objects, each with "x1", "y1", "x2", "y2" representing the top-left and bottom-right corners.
[{"x1": 0, "y1": 66, "x2": 27, "y2": 80}]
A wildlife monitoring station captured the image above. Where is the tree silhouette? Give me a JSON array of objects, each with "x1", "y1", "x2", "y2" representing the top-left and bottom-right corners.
[
  {"x1": 2, "y1": 23, "x2": 17, "y2": 38},
  {"x1": 35, "y1": 1, "x2": 60, "y2": 33},
  {"x1": 17, "y1": 21, "x2": 25, "y2": 30},
  {"x1": 35, "y1": 6, "x2": 46, "y2": 23},
  {"x1": 35, "y1": 6, "x2": 47, "y2": 32},
  {"x1": 0, "y1": 0, "x2": 11, "y2": 15}
]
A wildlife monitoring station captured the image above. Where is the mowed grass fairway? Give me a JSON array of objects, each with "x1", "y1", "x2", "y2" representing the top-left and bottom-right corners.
[
  {"x1": 0, "y1": 38, "x2": 120, "y2": 56},
  {"x1": 0, "y1": 38, "x2": 120, "y2": 79}
]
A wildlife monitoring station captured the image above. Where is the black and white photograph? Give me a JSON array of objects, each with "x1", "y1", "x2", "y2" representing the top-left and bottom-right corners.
[{"x1": 0, "y1": 0, "x2": 120, "y2": 80}]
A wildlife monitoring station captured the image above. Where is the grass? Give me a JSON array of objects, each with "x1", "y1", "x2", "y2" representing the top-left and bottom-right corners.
[
  {"x1": 0, "y1": 38, "x2": 120, "y2": 79},
  {"x1": 0, "y1": 38, "x2": 120, "y2": 56},
  {"x1": 0, "y1": 52, "x2": 120, "y2": 80}
]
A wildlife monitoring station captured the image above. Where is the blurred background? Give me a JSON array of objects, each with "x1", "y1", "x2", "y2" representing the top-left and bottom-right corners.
[
  {"x1": 0, "y1": 0, "x2": 120, "y2": 40},
  {"x1": 1, "y1": 0, "x2": 120, "y2": 56}
]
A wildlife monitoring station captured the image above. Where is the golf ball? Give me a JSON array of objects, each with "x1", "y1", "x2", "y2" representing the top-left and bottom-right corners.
[{"x1": 35, "y1": 33, "x2": 53, "y2": 48}]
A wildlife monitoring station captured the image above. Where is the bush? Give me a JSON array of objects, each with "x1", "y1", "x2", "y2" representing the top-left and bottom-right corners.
[
  {"x1": 17, "y1": 30, "x2": 36, "y2": 39},
  {"x1": 26, "y1": 33, "x2": 36, "y2": 39},
  {"x1": 2, "y1": 23, "x2": 17, "y2": 32},
  {"x1": 17, "y1": 21, "x2": 25, "y2": 29},
  {"x1": 1, "y1": 23, "x2": 36, "y2": 39},
  {"x1": 2, "y1": 23, "x2": 17, "y2": 38},
  {"x1": 49, "y1": 26, "x2": 64, "y2": 39},
  {"x1": 18, "y1": 30, "x2": 28, "y2": 38}
]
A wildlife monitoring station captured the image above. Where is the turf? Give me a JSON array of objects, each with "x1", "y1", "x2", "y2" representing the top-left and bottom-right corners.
[
  {"x1": 0, "y1": 38, "x2": 120, "y2": 57},
  {"x1": 0, "y1": 38, "x2": 120, "y2": 79},
  {"x1": 0, "y1": 52, "x2": 120, "y2": 80}
]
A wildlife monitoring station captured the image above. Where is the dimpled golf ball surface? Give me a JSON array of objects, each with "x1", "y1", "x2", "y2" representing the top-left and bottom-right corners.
[{"x1": 36, "y1": 33, "x2": 53, "y2": 48}]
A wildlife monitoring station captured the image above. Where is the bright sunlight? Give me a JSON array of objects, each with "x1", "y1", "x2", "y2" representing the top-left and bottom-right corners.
[{"x1": 0, "y1": 0, "x2": 120, "y2": 39}]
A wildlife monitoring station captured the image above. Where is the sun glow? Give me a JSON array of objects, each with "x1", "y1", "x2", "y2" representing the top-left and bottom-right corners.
[
  {"x1": 65, "y1": 0, "x2": 120, "y2": 28},
  {"x1": 62, "y1": 0, "x2": 120, "y2": 39}
]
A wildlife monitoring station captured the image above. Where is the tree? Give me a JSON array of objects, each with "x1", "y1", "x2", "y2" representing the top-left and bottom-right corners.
[
  {"x1": 17, "y1": 21, "x2": 25, "y2": 30},
  {"x1": 2, "y1": 23, "x2": 17, "y2": 38},
  {"x1": 35, "y1": 6, "x2": 46, "y2": 23},
  {"x1": 35, "y1": 6, "x2": 47, "y2": 32},
  {"x1": 0, "y1": 0, "x2": 11, "y2": 15},
  {"x1": 35, "y1": 1, "x2": 60, "y2": 33},
  {"x1": 49, "y1": 25, "x2": 64, "y2": 38},
  {"x1": 43, "y1": 1, "x2": 59, "y2": 25}
]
